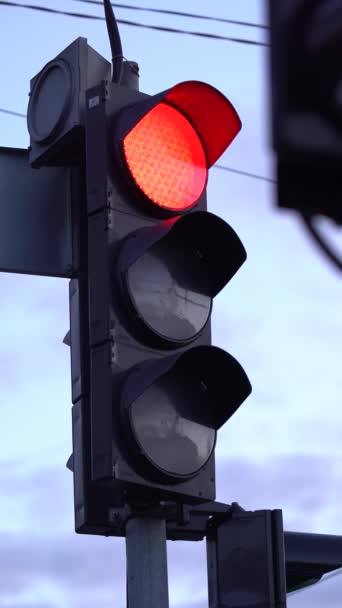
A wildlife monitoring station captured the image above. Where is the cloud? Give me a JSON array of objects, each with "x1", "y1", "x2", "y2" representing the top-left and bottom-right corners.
[
  {"x1": 0, "y1": 528, "x2": 126, "y2": 606},
  {"x1": 168, "y1": 540, "x2": 207, "y2": 606},
  {"x1": 1, "y1": 454, "x2": 341, "y2": 607},
  {"x1": 216, "y1": 453, "x2": 342, "y2": 534},
  {"x1": 3, "y1": 604, "x2": 56, "y2": 608}
]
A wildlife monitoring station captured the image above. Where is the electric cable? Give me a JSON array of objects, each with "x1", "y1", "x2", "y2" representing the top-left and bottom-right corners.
[
  {"x1": 72, "y1": 0, "x2": 270, "y2": 30},
  {"x1": 215, "y1": 164, "x2": 276, "y2": 182},
  {"x1": 103, "y1": 0, "x2": 123, "y2": 82},
  {"x1": 0, "y1": 1, "x2": 269, "y2": 47},
  {"x1": 0, "y1": 107, "x2": 26, "y2": 118}
]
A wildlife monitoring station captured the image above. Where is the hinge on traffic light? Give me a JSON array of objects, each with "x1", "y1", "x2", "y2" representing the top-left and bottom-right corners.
[{"x1": 108, "y1": 499, "x2": 239, "y2": 541}]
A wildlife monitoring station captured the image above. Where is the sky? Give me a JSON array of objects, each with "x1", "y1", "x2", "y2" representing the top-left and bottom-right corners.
[{"x1": 0, "y1": 0, "x2": 341, "y2": 606}]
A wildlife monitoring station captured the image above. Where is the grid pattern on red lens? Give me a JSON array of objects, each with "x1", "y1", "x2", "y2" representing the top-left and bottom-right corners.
[{"x1": 123, "y1": 102, "x2": 207, "y2": 211}]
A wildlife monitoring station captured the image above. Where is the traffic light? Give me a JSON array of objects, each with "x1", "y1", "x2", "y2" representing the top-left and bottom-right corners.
[
  {"x1": 268, "y1": 0, "x2": 342, "y2": 224},
  {"x1": 71, "y1": 75, "x2": 252, "y2": 530},
  {"x1": 25, "y1": 32, "x2": 251, "y2": 532}
]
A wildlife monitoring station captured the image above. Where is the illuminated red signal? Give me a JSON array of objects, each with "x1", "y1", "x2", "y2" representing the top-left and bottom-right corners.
[
  {"x1": 118, "y1": 81, "x2": 241, "y2": 214},
  {"x1": 165, "y1": 81, "x2": 242, "y2": 167},
  {"x1": 123, "y1": 102, "x2": 207, "y2": 212}
]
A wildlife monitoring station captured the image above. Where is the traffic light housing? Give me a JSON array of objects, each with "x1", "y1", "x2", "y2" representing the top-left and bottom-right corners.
[
  {"x1": 269, "y1": 0, "x2": 342, "y2": 224},
  {"x1": 30, "y1": 37, "x2": 251, "y2": 532},
  {"x1": 68, "y1": 75, "x2": 252, "y2": 532},
  {"x1": 27, "y1": 37, "x2": 110, "y2": 168}
]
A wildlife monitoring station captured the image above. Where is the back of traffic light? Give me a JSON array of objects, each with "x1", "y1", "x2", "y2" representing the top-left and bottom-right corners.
[
  {"x1": 205, "y1": 504, "x2": 342, "y2": 605},
  {"x1": 27, "y1": 37, "x2": 110, "y2": 168},
  {"x1": 206, "y1": 506, "x2": 287, "y2": 607},
  {"x1": 80, "y1": 75, "x2": 252, "y2": 526}
]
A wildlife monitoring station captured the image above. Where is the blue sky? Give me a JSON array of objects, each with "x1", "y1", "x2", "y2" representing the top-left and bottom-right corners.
[{"x1": 0, "y1": 1, "x2": 341, "y2": 606}]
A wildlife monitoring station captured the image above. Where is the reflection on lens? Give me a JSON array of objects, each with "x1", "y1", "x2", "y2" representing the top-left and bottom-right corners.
[
  {"x1": 126, "y1": 234, "x2": 212, "y2": 344},
  {"x1": 129, "y1": 371, "x2": 216, "y2": 477}
]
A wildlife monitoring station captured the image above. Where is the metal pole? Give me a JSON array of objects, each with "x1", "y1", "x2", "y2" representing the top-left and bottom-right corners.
[{"x1": 126, "y1": 517, "x2": 169, "y2": 608}]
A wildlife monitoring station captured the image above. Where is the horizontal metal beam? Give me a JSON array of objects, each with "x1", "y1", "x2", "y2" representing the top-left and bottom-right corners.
[
  {"x1": 285, "y1": 531, "x2": 342, "y2": 591},
  {"x1": 285, "y1": 531, "x2": 342, "y2": 565}
]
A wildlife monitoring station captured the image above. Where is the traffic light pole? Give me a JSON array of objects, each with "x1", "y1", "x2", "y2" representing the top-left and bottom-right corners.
[
  {"x1": 126, "y1": 517, "x2": 169, "y2": 608},
  {"x1": 117, "y1": 58, "x2": 170, "y2": 608}
]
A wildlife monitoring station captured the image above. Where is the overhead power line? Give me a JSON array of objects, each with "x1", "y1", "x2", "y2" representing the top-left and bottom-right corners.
[
  {"x1": 72, "y1": 0, "x2": 269, "y2": 30},
  {"x1": 0, "y1": 1, "x2": 269, "y2": 47},
  {"x1": 0, "y1": 0, "x2": 102, "y2": 19},
  {"x1": 215, "y1": 164, "x2": 275, "y2": 183},
  {"x1": 0, "y1": 107, "x2": 26, "y2": 118}
]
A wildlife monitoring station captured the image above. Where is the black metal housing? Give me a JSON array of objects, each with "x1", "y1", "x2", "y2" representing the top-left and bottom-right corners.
[
  {"x1": 28, "y1": 38, "x2": 110, "y2": 168},
  {"x1": 206, "y1": 508, "x2": 287, "y2": 607},
  {"x1": 268, "y1": 0, "x2": 342, "y2": 223},
  {"x1": 69, "y1": 75, "x2": 250, "y2": 534}
]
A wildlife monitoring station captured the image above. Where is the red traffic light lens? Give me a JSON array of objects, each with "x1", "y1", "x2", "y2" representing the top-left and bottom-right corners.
[{"x1": 123, "y1": 102, "x2": 207, "y2": 212}]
